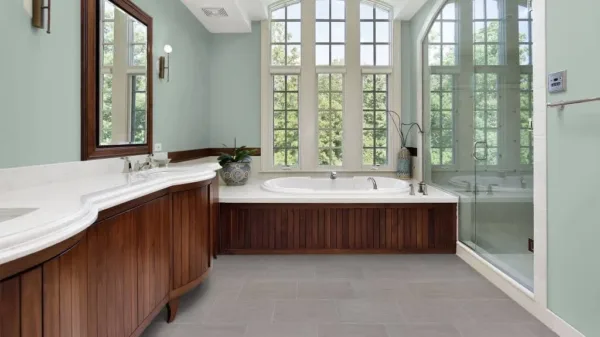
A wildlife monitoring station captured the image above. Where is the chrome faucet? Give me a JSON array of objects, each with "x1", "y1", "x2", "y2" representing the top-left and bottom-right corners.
[
  {"x1": 367, "y1": 177, "x2": 378, "y2": 190},
  {"x1": 137, "y1": 155, "x2": 153, "y2": 171},
  {"x1": 520, "y1": 176, "x2": 527, "y2": 189},
  {"x1": 460, "y1": 180, "x2": 472, "y2": 192},
  {"x1": 121, "y1": 157, "x2": 132, "y2": 173},
  {"x1": 409, "y1": 184, "x2": 415, "y2": 196},
  {"x1": 419, "y1": 182, "x2": 428, "y2": 196},
  {"x1": 487, "y1": 184, "x2": 499, "y2": 195},
  {"x1": 330, "y1": 171, "x2": 338, "y2": 180}
]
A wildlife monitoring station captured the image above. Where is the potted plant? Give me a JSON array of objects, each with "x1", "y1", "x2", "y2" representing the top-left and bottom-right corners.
[{"x1": 217, "y1": 139, "x2": 257, "y2": 186}]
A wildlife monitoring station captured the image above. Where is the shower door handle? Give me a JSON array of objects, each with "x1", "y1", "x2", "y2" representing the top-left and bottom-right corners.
[{"x1": 472, "y1": 141, "x2": 488, "y2": 161}]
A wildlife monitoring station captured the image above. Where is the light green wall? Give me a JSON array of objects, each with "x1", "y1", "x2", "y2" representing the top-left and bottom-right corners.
[
  {"x1": 546, "y1": 0, "x2": 600, "y2": 335},
  {"x1": 0, "y1": 0, "x2": 211, "y2": 169},
  {"x1": 208, "y1": 22, "x2": 261, "y2": 148},
  {"x1": 0, "y1": 0, "x2": 80, "y2": 168}
]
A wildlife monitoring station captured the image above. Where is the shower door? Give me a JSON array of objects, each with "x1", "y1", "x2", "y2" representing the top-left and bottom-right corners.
[{"x1": 471, "y1": 0, "x2": 535, "y2": 291}]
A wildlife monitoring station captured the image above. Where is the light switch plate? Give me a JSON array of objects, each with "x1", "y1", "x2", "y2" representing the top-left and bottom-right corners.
[
  {"x1": 548, "y1": 70, "x2": 567, "y2": 93},
  {"x1": 154, "y1": 143, "x2": 162, "y2": 152}
]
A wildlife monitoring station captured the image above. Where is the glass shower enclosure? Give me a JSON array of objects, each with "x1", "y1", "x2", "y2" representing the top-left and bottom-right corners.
[{"x1": 423, "y1": 0, "x2": 534, "y2": 290}]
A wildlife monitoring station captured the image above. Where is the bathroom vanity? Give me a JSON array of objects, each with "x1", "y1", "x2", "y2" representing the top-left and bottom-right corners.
[{"x1": 0, "y1": 166, "x2": 219, "y2": 337}]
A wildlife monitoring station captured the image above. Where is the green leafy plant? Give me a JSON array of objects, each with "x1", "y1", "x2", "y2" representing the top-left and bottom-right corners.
[{"x1": 217, "y1": 138, "x2": 257, "y2": 167}]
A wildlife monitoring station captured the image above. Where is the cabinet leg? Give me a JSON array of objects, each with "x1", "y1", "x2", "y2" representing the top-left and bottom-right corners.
[{"x1": 166, "y1": 298, "x2": 180, "y2": 323}]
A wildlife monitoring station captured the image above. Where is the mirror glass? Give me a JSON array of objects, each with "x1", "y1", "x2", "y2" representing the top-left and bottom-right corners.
[{"x1": 99, "y1": 0, "x2": 148, "y2": 146}]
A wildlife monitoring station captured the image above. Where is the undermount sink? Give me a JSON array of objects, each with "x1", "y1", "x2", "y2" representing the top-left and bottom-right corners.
[{"x1": 0, "y1": 208, "x2": 38, "y2": 223}]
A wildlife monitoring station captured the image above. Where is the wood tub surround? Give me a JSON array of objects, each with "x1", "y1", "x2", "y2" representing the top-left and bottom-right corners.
[
  {"x1": 0, "y1": 177, "x2": 218, "y2": 337},
  {"x1": 219, "y1": 203, "x2": 457, "y2": 254}
]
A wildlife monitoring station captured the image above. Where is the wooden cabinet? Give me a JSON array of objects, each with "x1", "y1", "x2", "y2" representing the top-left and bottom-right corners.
[{"x1": 0, "y1": 179, "x2": 216, "y2": 337}]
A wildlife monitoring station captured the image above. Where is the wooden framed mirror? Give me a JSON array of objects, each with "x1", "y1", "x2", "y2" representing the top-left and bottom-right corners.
[{"x1": 81, "y1": 0, "x2": 153, "y2": 160}]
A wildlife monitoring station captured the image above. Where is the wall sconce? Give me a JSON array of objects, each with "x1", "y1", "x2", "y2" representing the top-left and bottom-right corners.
[
  {"x1": 159, "y1": 45, "x2": 172, "y2": 82},
  {"x1": 32, "y1": 0, "x2": 52, "y2": 34}
]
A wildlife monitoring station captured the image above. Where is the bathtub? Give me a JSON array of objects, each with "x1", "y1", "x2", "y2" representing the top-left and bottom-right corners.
[
  {"x1": 448, "y1": 175, "x2": 533, "y2": 193},
  {"x1": 261, "y1": 176, "x2": 411, "y2": 195}
]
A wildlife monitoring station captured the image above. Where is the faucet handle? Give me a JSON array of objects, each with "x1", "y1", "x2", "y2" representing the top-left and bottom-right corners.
[{"x1": 121, "y1": 157, "x2": 132, "y2": 173}]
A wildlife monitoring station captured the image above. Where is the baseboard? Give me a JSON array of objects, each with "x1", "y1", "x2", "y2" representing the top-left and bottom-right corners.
[{"x1": 456, "y1": 242, "x2": 585, "y2": 337}]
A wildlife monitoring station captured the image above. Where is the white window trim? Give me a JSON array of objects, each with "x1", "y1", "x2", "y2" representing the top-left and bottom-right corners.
[{"x1": 260, "y1": 0, "x2": 401, "y2": 172}]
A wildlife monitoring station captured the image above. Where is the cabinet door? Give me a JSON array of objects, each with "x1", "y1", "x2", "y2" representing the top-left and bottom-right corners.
[
  {"x1": 136, "y1": 196, "x2": 170, "y2": 324},
  {"x1": 0, "y1": 236, "x2": 88, "y2": 337},
  {"x1": 87, "y1": 210, "x2": 138, "y2": 337},
  {"x1": 172, "y1": 185, "x2": 211, "y2": 292},
  {"x1": 43, "y1": 237, "x2": 88, "y2": 337},
  {"x1": 87, "y1": 195, "x2": 170, "y2": 337}
]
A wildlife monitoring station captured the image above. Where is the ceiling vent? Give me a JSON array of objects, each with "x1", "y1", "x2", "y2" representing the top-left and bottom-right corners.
[{"x1": 201, "y1": 8, "x2": 229, "y2": 17}]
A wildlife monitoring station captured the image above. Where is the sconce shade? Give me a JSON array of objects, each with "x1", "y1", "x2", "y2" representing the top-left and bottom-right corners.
[{"x1": 164, "y1": 45, "x2": 173, "y2": 54}]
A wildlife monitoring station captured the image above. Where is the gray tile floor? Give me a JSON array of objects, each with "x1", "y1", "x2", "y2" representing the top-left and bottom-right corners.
[{"x1": 142, "y1": 255, "x2": 558, "y2": 337}]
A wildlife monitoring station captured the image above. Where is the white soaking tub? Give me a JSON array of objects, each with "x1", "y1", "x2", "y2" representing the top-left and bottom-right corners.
[{"x1": 261, "y1": 176, "x2": 411, "y2": 195}]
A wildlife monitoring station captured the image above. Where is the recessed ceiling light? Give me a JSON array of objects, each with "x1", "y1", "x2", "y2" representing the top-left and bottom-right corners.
[{"x1": 202, "y1": 8, "x2": 228, "y2": 17}]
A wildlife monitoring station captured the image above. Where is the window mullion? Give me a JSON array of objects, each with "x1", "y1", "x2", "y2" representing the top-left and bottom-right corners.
[
  {"x1": 344, "y1": 0, "x2": 362, "y2": 171},
  {"x1": 504, "y1": 0, "x2": 523, "y2": 170},
  {"x1": 299, "y1": 0, "x2": 317, "y2": 169},
  {"x1": 456, "y1": 0, "x2": 475, "y2": 171}
]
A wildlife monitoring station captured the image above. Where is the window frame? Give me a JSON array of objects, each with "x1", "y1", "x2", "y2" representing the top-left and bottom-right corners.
[{"x1": 261, "y1": 0, "x2": 400, "y2": 172}]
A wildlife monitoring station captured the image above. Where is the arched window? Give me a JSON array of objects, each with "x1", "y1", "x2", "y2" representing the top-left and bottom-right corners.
[
  {"x1": 424, "y1": 0, "x2": 533, "y2": 171},
  {"x1": 263, "y1": 0, "x2": 397, "y2": 171}
]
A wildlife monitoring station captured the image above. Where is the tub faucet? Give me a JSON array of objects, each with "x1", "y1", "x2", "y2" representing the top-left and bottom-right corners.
[
  {"x1": 460, "y1": 180, "x2": 472, "y2": 192},
  {"x1": 330, "y1": 171, "x2": 337, "y2": 180},
  {"x1": 367, "y1": 177, "x2": 378, "y2": 190},
  {"x1": 520, "y1": 176, "x2": 527, "y2": 189},
  {"x1": 487, "y1": 184, "x2": 499, "y2": 195}
]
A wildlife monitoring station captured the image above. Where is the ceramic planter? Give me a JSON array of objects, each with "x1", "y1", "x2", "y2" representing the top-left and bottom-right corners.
[{"x1": 219, "y1": 162, "x2": 252, "y2": 186}]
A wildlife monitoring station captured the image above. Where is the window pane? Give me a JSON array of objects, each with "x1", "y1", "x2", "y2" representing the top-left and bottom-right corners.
[
  {"x1": 316, "y1": 22, "x2": 330, "y2": 43},
  {"x1": 375, "y1": 22, "x2": 389, "y2": 43},
  {"x1": 271, "y1": 22, "x2": 285, "y2": 42},
  {"x1": 429, "y1": 22, "x2": 441, "y2": 42},
  {"x1": 272, "y1": 7, "x2": 285, "y2": 19},
  {"x1": 331, "y1": 45, "x2": 345, "y2": 65},
  {"x1": 429, "y1": 45, "x2": 441, "y2": 66},
  {"x1": 360, "y1": 22, "x2": 374, "y2": 43},
  {"x1": 360, "y1": 3, "x2": 373, "y2": 19},
  {"x1": 363, "y1": 75, "x2": 388, "y2": 166},
  {"x1": 519, "y1": 21, "x2": 530, "y2": 42},
  {"x1": 316, "y1": 45, "x2": 329, "y2": 65},
  {"x1": 104, "y1": 2, "x2": 115, "y2": 19},
  {"x1": 287, "y1": 22, "x2": 301, "y2": 43},
  {"x1": 132, "y1": 45, "x2": 146, "y2": 66},
  {"x1": 331, "y1": 22, "x2": 345, "y2": 42},
  {"x1": 375, "y1": 7, "x2": 389, "y2": 19},
  {"x1": 361, "y1": 45, "x2": 374, "y2": 66},
  {"x1": 103, "y1": 44, "x2": 114, "y2": 66},
  {"x1": 316, "y1": 0, "x2": 330, "y2": 19},
  {"x1": 376, "y1": 45, "x2": 389, "y2": 65},
  {"x1": 287, "y1": 3, "x2": 301, "y2": 19},
  {"x1": 273, "y1": 75, "x2": 300, "y2": 167},
  {"x1": 132, "y1": 21, "x2": 146, "y2": 43},
  {"x1": 287, "y1": 45, "x2": 301, "y2": 65},
  {"x1": 103, "y1": 22, "x2": 114, "y2": 43},
  {"x1": 442, "y1": 22, "x2": 455, "y2": 43},
  {"x1": 331, "y1": 0, "x2": 345, "y2": 19},
  {"x1": 318, "y1": 74, "x2": 344, "y2": 166}
]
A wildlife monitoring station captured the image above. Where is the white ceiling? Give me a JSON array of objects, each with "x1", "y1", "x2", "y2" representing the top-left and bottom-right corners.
[{"x1": 181, "y1": 0, "x2": 429, "y2": 33}]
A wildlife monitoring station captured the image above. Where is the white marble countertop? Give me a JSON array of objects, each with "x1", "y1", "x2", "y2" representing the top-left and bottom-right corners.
[
  {"x1": 219, "y1": 180, "x2": 459, "y2": 204},
  {"x1": 0, "y1": 163, "x2": 220, "y2": 265}
]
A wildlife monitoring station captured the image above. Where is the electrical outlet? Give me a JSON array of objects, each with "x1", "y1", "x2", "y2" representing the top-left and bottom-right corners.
[{"x1": 154, "y1": 143, "x2": 162, "y2": 152}]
